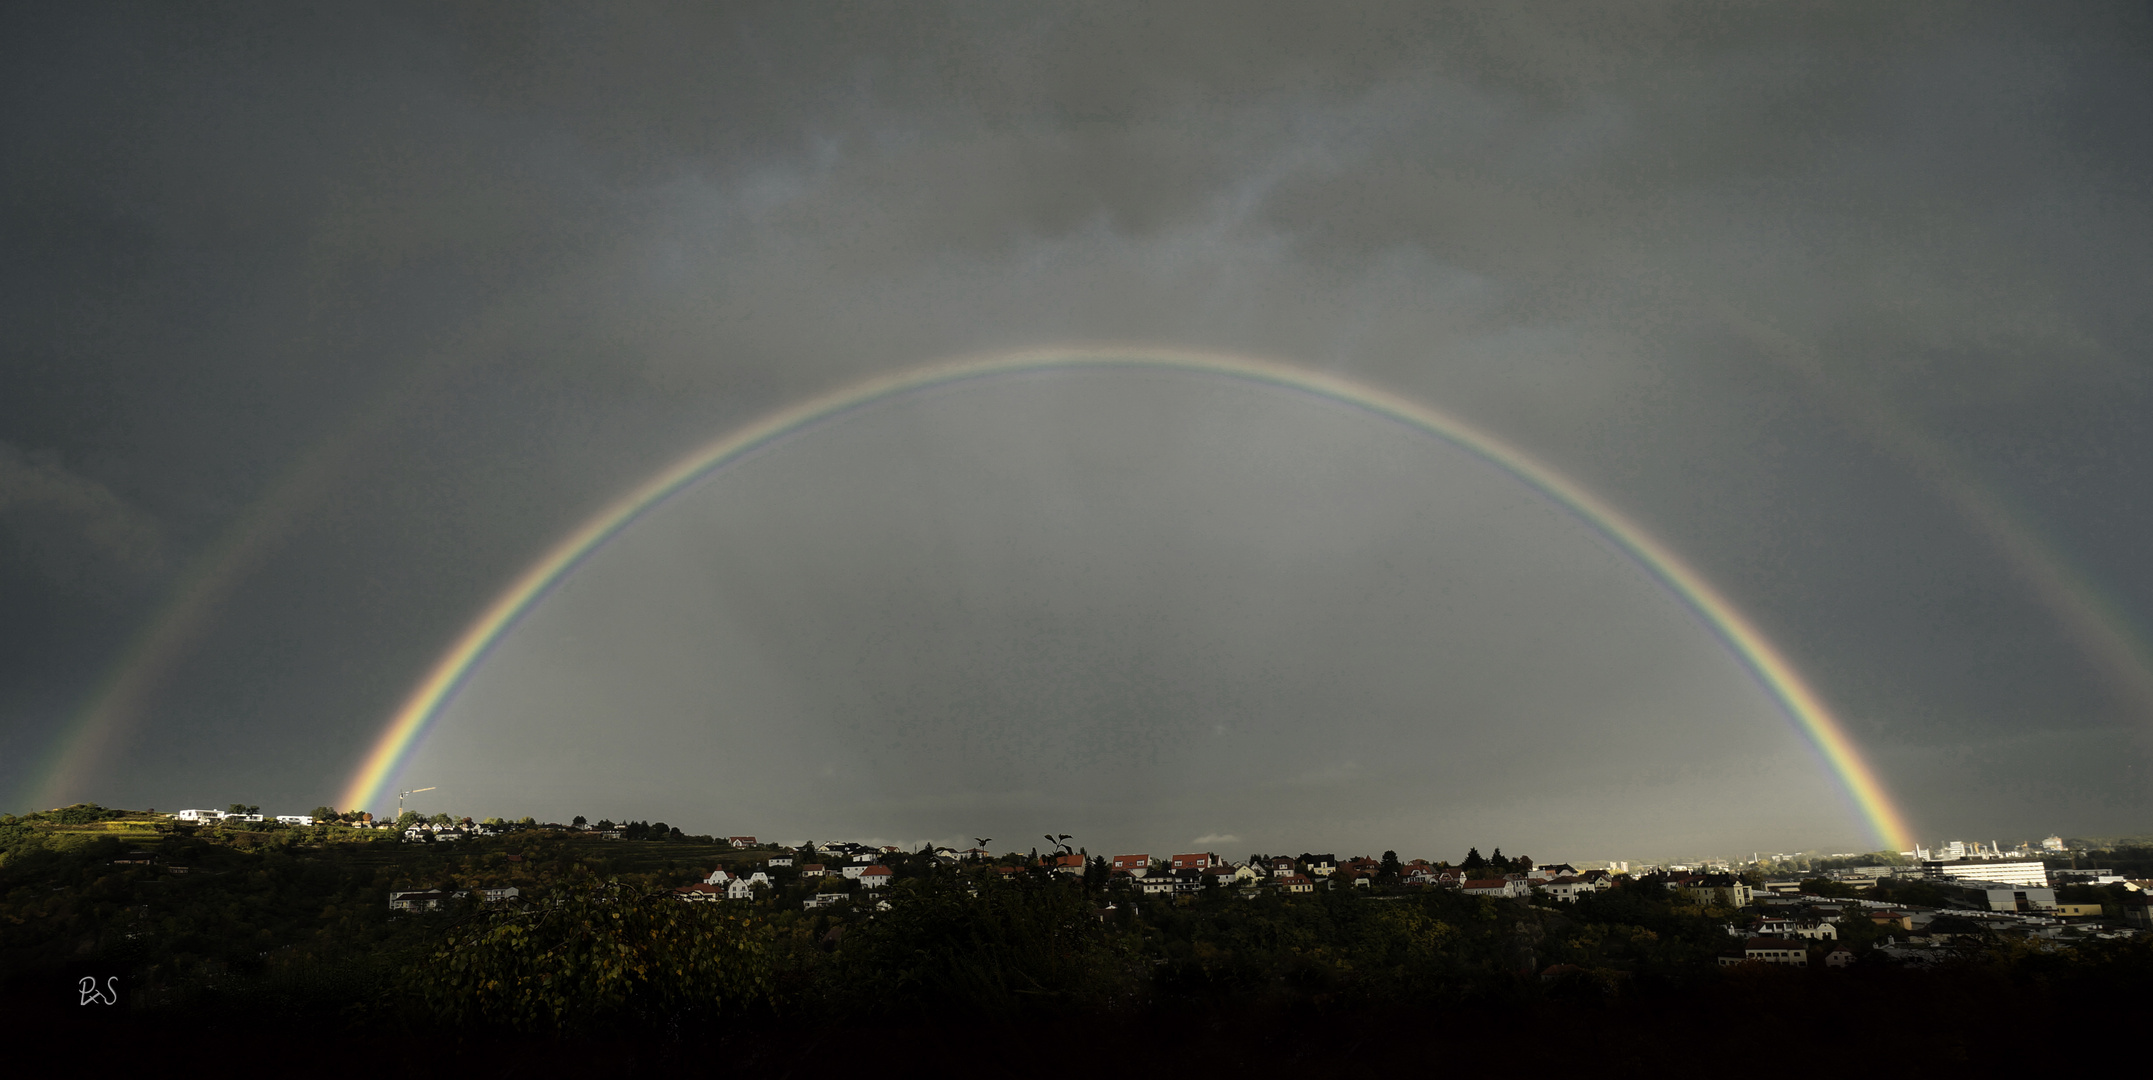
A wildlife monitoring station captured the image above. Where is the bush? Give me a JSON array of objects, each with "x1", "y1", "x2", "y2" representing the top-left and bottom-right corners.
[{"x1": 408, "y1": 881, "x2": 773, "y2": 1033}]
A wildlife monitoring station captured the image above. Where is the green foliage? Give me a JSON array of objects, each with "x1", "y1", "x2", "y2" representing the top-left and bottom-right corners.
[
  {"x1": 408, "y1": 881, "x2": 772, "y2": 1032},
  {"x1": 1799, "y1": 878, "x2": 1864, "y2": 899},
  {"x1": 833, "y1": 870, "x2": 1127, "y2": 1016}
]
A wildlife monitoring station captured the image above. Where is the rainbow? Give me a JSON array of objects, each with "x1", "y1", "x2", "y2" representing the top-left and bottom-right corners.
[{"x1": 339, "y1": 347, "x2": 1915, "y2": 849}]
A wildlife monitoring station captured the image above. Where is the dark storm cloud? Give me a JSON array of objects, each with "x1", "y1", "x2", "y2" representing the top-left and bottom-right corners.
[
  {"x1": 0, "y1": 442, "x2": 165, "y2": 592},
  {"x1": 3, "y1": 2, "x2": 2149, "y2": 855}
]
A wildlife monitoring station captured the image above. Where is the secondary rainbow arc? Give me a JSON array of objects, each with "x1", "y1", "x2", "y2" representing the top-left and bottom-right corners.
[{"x1": 340, "y1": 347, "x2": 1916, "y2": 849}]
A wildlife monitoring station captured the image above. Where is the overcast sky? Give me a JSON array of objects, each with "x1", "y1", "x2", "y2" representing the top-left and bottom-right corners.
[{"x1": 3, "y1": 2, "x2": 2149, "y2": 862}]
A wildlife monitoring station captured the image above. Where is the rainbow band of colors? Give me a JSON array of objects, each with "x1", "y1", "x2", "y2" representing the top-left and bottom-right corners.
[{"x1": 341, "y1": 347, "x2": 1915, "y2": 850}]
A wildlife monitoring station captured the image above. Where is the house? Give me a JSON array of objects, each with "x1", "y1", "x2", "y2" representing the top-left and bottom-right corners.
[
  {"x1": 1201, "y1": 865, "x2": 1248, "y2": 888},
  {"x1": 803, "y1": 893, "x2": 847, "y2": 910},
  {"x1": 2120, "y1": 894, "x2": 2153, "y2": 931},
  {"x1": 172, "y1": 809, "x2": 218, "y2": 822},
  {"x1": 858, "y1": 865, "x2": 895, "y2": 889},
  {"x1": 1538, "y1": 876, "x2": 1602, "y2": 903},
  {"x1": 1269, "y1": 857, "x2": 1299, "y2": 878},
  {"x1": 1136, "y1": 876, "x2": 1178, "y2": 896},
  {"x1": 1670, "y1": 874, "x2": 1752, "y2": 907},
  {"x1": 1824, "y1": 945, "x2": 1858, "y2": 968},
  {"x1": 767, "y1": 855, "x2": 794, "y2": 868},
  {"x1": 1111, "y1": 854, "x2": 1152, "y2": 877},
  {"x1": 1791, "y1": 920, "x2": 1839, "y2": 942},
  {"x1": 841, "y1": 864, "x2": 870, "y2": 880},
  {"x1": 1752, "y1": 914, "x2": 1797, "y2": 937},
  {"x1": 1462, "y1": 878, "x2": 1527, "y2": 900},
  {"x1": 674, "y1": 883, "x2": 727, "y2": 902},
  {"x1": 1731, "y1": 937, "x2": 1808, "y2": 967},
  {"x1": 1866, "y1": 910, "x2": 1915, "y2": 931},
  {"x1": 476, "y1": 886, "x2": 520, "y2": 904},
  {"x1": 799, "y1": 863, "x2": 829, "y2": 877},
  {"x1": 1528, "y1": 864, "x2": 1579, "y2": 881},
  {"x1": 388, "y1": 889, "x2": 454, "y2": 913},
  {"x1": 725, "y1": 877, "x2": 762, "y2": 901},
  {"x1": 274, "y1": 815, "x2": 314, "y2": 826},
  {"x1": 1171, "y1": 853, "x2": 1218, "y2": 871},
  {"x1": 704, "y1": 867, "x2": 732, "y2": 885},
  {"x1": 728, "y1": 836, "x2": 758, "y2": 848},
  {"x1": 1047, "y1": 853, "x2": 1087, "y2": 875},
  {"x1": 1299, "y1": 854, "x2": 1338, "y2": 877},
  {"x1": 1276, "y1": 874, "x2": 1315, "y2": 894}
]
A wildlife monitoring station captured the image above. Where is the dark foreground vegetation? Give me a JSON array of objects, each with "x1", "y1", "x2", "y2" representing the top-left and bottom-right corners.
[{"x1": 6, "y1": 807, "x2": 2148, "y2": 1073}]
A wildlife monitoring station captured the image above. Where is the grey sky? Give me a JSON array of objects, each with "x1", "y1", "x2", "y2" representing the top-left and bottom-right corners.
[{"x1": 3, "y1": 3, "x2": 2148, "y2": 860}]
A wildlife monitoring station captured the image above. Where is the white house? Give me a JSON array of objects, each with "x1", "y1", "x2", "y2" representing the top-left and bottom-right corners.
[
  {"x1": 275, "y1": 815, "x2": 314, "y2": 826},
  {"x1": 803, "y1": 893, "x2": 846, "y2": 910},
  {"x1": 1461, "y1": 878, "x2": 1528, "y2": 900},
  {"x1": 858, "y1": 865, "x2": 894, "y2": 889},
  {"x1": 704, "y1": 867, "x2": 732, "y2": 885},
  {"x1": 1537, "y1": 876, "x2": 1603, "y2": 902},
  {"x1": 767, "y1": 855, "x2": 794, "y2": 868},
  {"x1": 1727, "y1": 937, "x2": 1808, "y2": 967},
  {"x1": 172, "y1": 809, "x2": 218, "y2": 822},
  {"x1": 388, "y1": 889, "x2": 453, "y2": 912}
]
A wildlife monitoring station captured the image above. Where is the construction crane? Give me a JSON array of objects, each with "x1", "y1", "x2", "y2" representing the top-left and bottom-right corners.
[{"x1": 397, "y1": 787, "x2": 436, "y2": 817}]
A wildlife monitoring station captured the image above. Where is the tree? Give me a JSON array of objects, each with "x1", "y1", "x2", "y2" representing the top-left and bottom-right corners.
[
  {"x1": 228, "y1": 803, "x2": 260, "y2": 816},
  {"x1": 572, "y1": 815, "x2": 588, "y2": 828},
  {"x1": 1379, "y1": 850, "x2": 1403, "y2": 884},
  {"x1": 519, "y1": 816, "x2": 536, "y2": 826},
  {"x1": 312, "y1": 805, "x2": 338, "y2": 822},
  {"x1": 1489, "y1": 848, "x2": 1509, "y2": 872},
  {"x1": 411, "y1": 880, "x2": 772, "y2": 1032},
  {"x1": 1462, "y1": 848, "x2": 1487, "y2": 870},
  {"x1": 596, "y1": 819, "x2": 616, "y2": 831}
]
